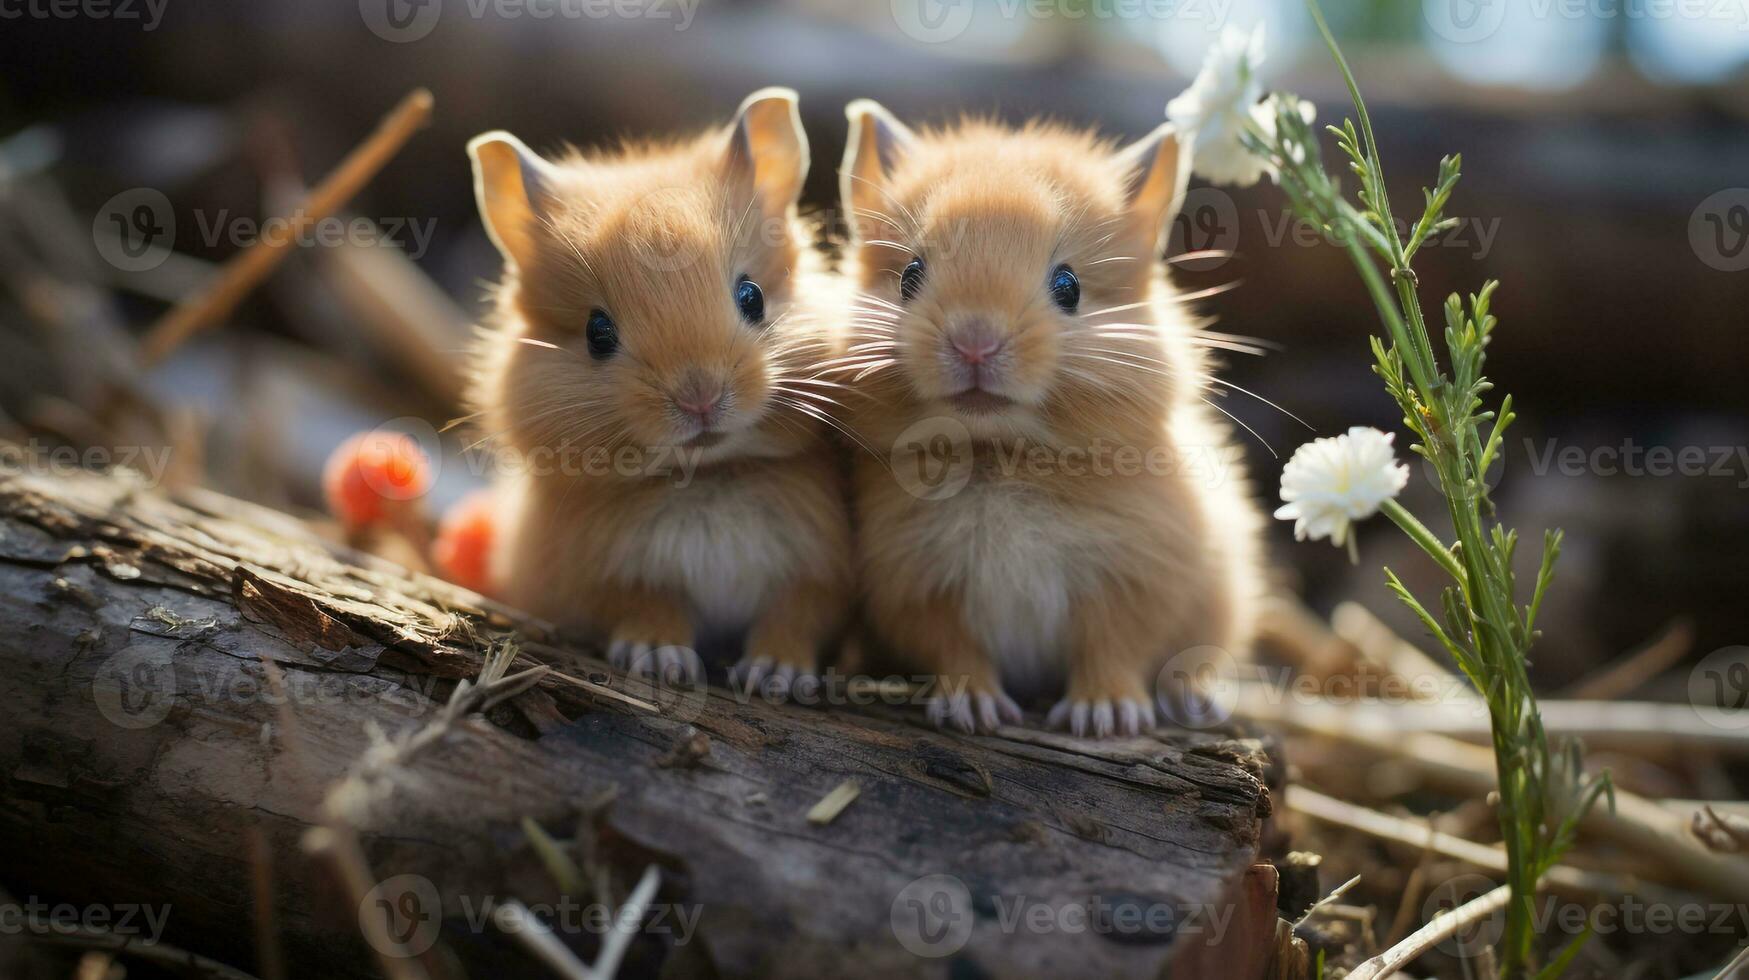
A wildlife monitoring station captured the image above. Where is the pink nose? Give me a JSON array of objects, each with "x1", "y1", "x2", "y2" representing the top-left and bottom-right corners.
[
  {"x1": 673, "y1": 374, "x2": 726, "y2": 422},
  {"x1": 676, "y1": 394, "x2": 722, "y2": 421},
  {"x1": 949, "y1": 327, "x2": 1003, "y2": 366}
]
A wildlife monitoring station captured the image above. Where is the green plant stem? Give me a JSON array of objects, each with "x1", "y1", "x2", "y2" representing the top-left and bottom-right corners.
[
  {"x1": 1276, "y1": 4, "x2": 1612, "y2": 975},
  {"x1": 1379, "y1": 499, "x2": 1462, "y2": 581}
]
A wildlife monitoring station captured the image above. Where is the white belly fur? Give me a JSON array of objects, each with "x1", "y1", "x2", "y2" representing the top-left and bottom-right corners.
[
  {"x1": 900, "y1": 479, "x2": 1109, "y2": 694},
  {"x1": 616, "y1": 480, "x2": 815, "y2": 632}
]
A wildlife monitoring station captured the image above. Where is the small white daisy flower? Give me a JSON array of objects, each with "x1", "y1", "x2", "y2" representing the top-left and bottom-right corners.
[
  {"x1": 1167, "y1": 24, "x2": 1269, "y2": 187},
  {"x1": 1167, "y1": 26, "x2": 1317, "y2": 187},
  {"x1": 1274, "y1": 426, "x2": 1411, "y2": 549}
]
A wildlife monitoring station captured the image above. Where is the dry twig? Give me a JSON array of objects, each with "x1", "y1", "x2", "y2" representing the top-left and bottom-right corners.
[
  {"x1": 1239, "y1": 694, "x2": 1749, "y2": 903},
  {"x1": 1345, "y1": 884, "x2": 1510, "y2": 980},
  {"x1": 139, "y1": 89, "x2": 434, "y2": 365}
]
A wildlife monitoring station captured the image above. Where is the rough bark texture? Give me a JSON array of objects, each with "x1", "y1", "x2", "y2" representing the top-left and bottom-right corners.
[{"x1": 0, "y1": 465, "x2": 1275, "y2": 979}]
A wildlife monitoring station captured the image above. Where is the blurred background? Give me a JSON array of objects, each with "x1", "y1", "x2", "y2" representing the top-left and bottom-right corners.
[{"x1": 1, "y1": 0, "x2": 1746, "y2": 691}]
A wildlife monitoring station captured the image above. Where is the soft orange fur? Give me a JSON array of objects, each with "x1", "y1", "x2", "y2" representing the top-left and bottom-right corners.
[
  {"x1": 467, "y1": 90, "x2": 852, "y2": 689},
  {"x1": 836, "y1": 106, "x2": 1263, "y2": 737}
]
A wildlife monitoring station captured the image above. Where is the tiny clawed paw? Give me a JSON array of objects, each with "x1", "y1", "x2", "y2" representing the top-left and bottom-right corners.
[
  {"x1": 926, "y1": 688, "x2": 1023, "y2": 734},
  {"x1": 1046, "y1": 696, "x2": 1156, "y2": 739},
  {"x1": 733, "y1": 656, "x2": 821, "y2": 703},
  {"x1": 609, "y1": 639, "x2": 703, "y2": 686}
]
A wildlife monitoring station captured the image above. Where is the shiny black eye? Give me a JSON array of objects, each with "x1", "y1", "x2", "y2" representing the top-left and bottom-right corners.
[
  {"x1": 585, "y1": 309, "x2": 618, "y2": 359},
  {"x1": 1049, "y1": 265, "x2": 1080, "y2": 313},
  {"x1": 900, "y1": 256, "x2": 926, "y2": 303},
  {"x1": 735, "y1": 275, "x2": 765, "y2": 324}
]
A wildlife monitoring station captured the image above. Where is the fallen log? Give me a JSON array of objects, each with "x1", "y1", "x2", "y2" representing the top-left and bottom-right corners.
[{"x1": 0, "y1": 464, "x2": 1276, "y2": 979}]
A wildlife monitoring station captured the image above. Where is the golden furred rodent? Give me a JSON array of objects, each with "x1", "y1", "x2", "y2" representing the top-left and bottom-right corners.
[
  {"x1": 833, "y1": 101, "x2": 1263, "y2": 738},
  {"x1": 467, "y1": 88, "x2": 852, "y2": 693}
]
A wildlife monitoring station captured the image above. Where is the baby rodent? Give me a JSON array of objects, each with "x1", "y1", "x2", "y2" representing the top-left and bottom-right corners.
[
  {"x1": 835, "y1": 101, "x2": 1262, "y2": 738},
  {"x1": 466, "y1": 88, "x2": 852, "y2": 691}
]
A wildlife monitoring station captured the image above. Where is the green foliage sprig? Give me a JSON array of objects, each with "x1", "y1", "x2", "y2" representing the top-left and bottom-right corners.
[{"x1": 1245, "y1": 5, "x2": 1615, "y2": 976}]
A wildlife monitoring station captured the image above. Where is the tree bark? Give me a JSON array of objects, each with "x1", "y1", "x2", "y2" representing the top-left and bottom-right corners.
[{"x1": 0, "y1": 465, "x2": 1276, "y2": 979}]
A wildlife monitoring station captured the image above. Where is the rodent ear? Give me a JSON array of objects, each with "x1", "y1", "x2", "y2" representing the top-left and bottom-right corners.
[
  {"x1": 467, "y1": 131, "x2": 558, "y2": 270},
  {"x1": 1114, "y1": 122, "x2": 1192, "y2": 256},
  {"x1": 724, "y1": 87, "x2": 810, "y2": 217},
  {"x1": 841, "y1": 99, "x2": 915, "y2": 243}
]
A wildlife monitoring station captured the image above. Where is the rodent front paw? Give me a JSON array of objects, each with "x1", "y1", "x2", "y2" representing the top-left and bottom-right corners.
[
  {"x1": 732, "y1": 656, "x2": 822, "y2": 703},
  {"x1": 608, "y1": 639, "x2": 703, "y2": 686},
  {"x1": 925, "y1": 686, "x2": 1022, "y2": 734},
  {"x1": 1045, "y1": 695, "x2": 1156, "y2": 739}
]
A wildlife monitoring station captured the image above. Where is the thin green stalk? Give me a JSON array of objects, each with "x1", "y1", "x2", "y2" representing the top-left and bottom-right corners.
[
  {"x1": 1379, "y1": 499, "x2": 1462, "y2": 581},
  {"x1": 1252, "y1": 6, "x2": 1614, "y2": 976}
]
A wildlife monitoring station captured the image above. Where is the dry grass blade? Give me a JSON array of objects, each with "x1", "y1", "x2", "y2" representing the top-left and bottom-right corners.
[
  {"x1": 806, "y1": 781, "x2": 861, "y2": 826},
  {"x1": 1240, "y1": 693, "x2": 1749, "y2": 903},
  {"x1": 1694, "y1": 805, "x2": 1749, "y2": 854},
  {"x1": 1290, "y1": 786, "x2": 1696, "y2": 904},
  {"x1": 491, "y1": 901, "x2": 592, "y2": 980},
  {"x1": 541, "y1": 669, "x2": 660, "y2": 715},
  {"x1": 1239, "y1": 685, "x2": 1749, "y2": 756},
  {"x1": 1296, "y1": 872, "x2": 1363, "y2": 925},
  {"x1": 593, "y1": 866, "x2": 662, "y2": 980},
  {"x1": 1345, "y1": 884, "x2": 1510, "y2": 980},
  {"x1": 1713, "y1": 943, "x2": 1749, "y2": 979}
]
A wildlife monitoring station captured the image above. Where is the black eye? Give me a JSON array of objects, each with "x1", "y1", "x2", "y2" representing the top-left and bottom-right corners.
[
  {"x1": 735, "y1": 275, "x2": 765, "y2": 324},
  {"x1": 585, "y1": 309, "x2": 618, "y2": 359},
  {"x1": 900, "y1": 257, "x2": 926, "y2": 303},
  {"x1": 1049, "y1": 264, "x2": 1080, "y2": 313}
]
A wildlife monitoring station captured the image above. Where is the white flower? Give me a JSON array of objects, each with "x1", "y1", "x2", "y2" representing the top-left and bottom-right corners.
[
  {"x1": 1167, "y1": 24, "x2": 1269, "y2": 186},
  {"x1": 1251, "y1": 93, "x2": 1318, "y2": 168},
  {"x1": 1166, "y1": 26, "x2": 1318, "y2": 187},
  {"x1": 1274, "y1": 427, "x2": 1410, "y2": 548}
]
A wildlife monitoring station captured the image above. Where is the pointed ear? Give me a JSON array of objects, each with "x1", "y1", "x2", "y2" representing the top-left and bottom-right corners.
[
  {"x1": 468, "y1": 131, "x2": 559, "y2": 270},
  {"x1": 1114, "y1": 122, "x2": 1192, "y2": 255},
  {"x1": 841, "y1": 99, "x2": 916, "y2": 242},
  {"x1": 723, "y1": 87, "x2": 809, "y2": 216}
]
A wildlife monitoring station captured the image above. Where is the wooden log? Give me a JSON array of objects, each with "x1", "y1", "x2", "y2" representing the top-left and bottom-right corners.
[{"x1": 0, "y1": 464, "x2": 1275, "y2": 979}]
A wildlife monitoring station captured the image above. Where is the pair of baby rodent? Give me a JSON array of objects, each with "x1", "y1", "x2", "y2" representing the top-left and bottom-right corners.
[{"x1": 467, "y1": 88, "x2": 1261, "y2": 740}]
